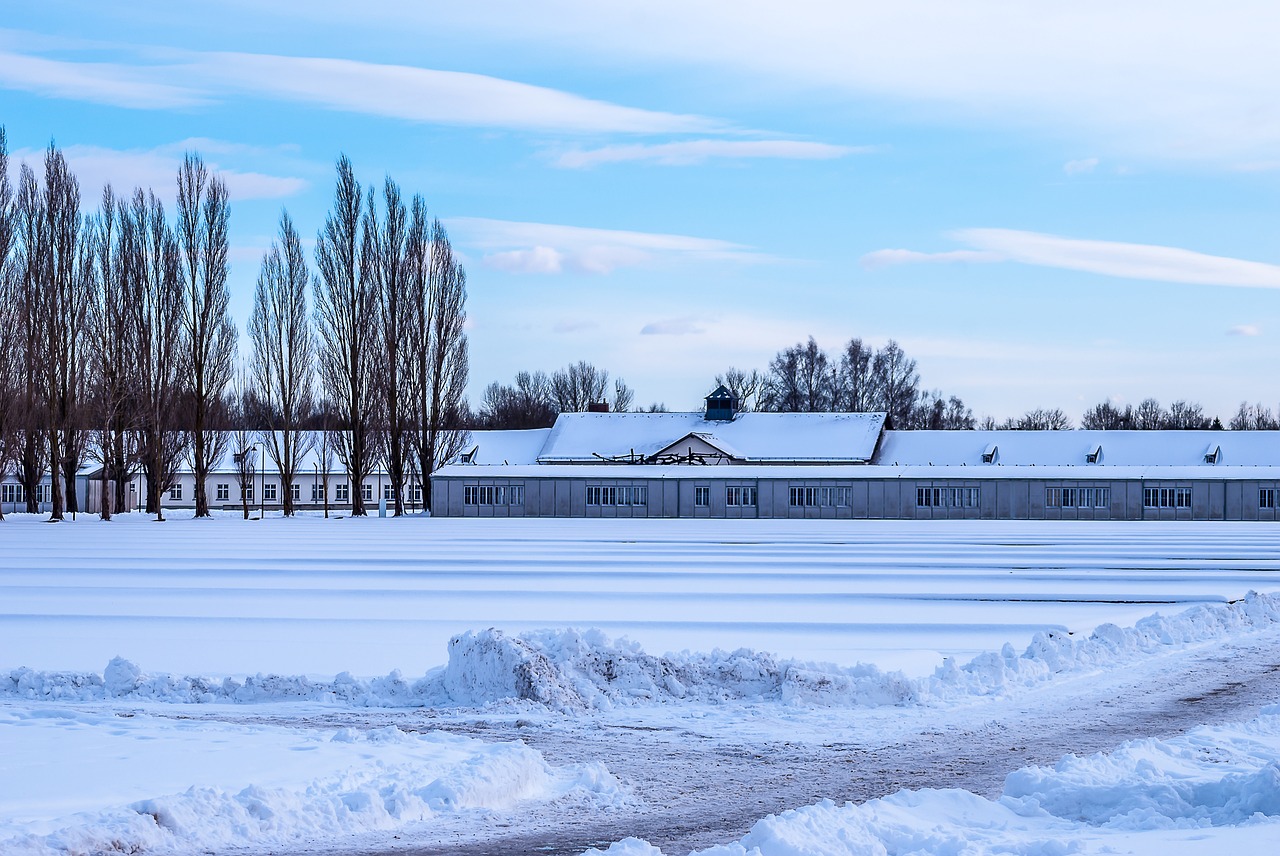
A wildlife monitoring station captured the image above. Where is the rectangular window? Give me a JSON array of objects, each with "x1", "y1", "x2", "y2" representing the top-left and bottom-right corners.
[
  {"x1": 726, "y1": 486, "x2": 758, "y2": 507},
  {"x1": 464, "y1": 485, "x2": 479, "y2": 506},
  {"x1": 264, "y1": 482, "x2": 278, "y2": 502},
  {"x1": 336, "y1": 483, "x2": 350, "y2": 503},
  {"x1": 216, "y1": 483, "x2": 229, "y2": 501},
  {"x1": 918, "y1": 487, "x2": 979, "y2": 508},
  {"x1": 410, "y1": 484, "x2": 423, "y2": 504},
  {"x1": 362, "y1": 483, "x2": 373, "y2": 502},
  {"x1": 1144, "y1": 487, "x2": 1191, "y2": 509},
  {"x1": 37, "y1": 484, "x2": 51, "y2": 503},
  {"x1": 509, "y1": 485, "x2": 524, "y2": 506},
  {"x1": 291, "y1": 483, "x2": 300, "y2": 502},
  {"x1": 1, "y1": 484, "x2": 22, "y2": 503},
  {"x1": 694, "y1": 486, "x2": 710, "y2": 507},
  {"x1": 241, "y1": 483, "x2": 254, "y2": 502},
  {"x1": 586, "y1": 486, "x2": 601, "y2": 506},
  {"x1": 169, "y1": 483, "x2": 182, "y2": 501},
  {"x1": 383, "y1": 484, "x2": 396, "y2": 501},
  {"x1": 1261, "y1": 489, "x2": 1277, "y2": 509},
  {"x1": 311, "y1": 483, "x2": 325, "y2": 502}
]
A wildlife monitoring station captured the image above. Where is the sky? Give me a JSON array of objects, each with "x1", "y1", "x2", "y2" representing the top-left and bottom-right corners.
[{"x1": 4, "y1": 1, "x2": 1280, "y2": 421}]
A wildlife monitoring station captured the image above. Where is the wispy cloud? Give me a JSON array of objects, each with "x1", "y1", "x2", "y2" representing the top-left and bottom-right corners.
[
  {"x1": 861, "y1": 249, "x2": 1002, "y2": 269},
  {"x1": 11, "y1": 142, "x2": 307, "y2": 203},
  {"x1": 554, "y1": 139, "x2": 866, "y2": 168},
  {"x1": 1063, "y1": 157, "x2": 1099, "y2": 175},
  {"x1": 1228, "y1": 324, "x2": 1261, "y2": 336},
  {"x1": 0, "y1": 49, "x2": 203, "y2": 109},
  {"x1": 0, "y1": 38, "x2": 719, "y2": 135},
  {"x1": 864, "y1": 228, "x2": 1280, "y2": 288},
  {"x1": 640, "y1": 317, "x2": 707, "y2": 335},
  {"x1": 448, "y1": 217, "x2": 766, "y2": 275}
]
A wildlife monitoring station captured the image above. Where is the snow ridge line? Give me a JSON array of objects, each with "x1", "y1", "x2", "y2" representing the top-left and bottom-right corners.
[{"x1": 4, "y1": 592, "x2": 1279, "y2": 709}]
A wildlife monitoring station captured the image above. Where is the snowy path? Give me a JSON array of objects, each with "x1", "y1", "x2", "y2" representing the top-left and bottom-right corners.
[{"x1": 208, "y1": 625, "x2": 1280, "y2": 855}]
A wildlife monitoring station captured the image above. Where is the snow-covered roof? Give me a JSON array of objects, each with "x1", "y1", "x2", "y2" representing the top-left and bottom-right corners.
[
  {"x1": 874, "y1": 430, "x2": 1280, "y2": 468},
  {"x1": 537, "y1": 412, "x2": 887, "y2": 464},
  {"x1": 454, "y1": 429, "x2": 551, "y2": 466}
]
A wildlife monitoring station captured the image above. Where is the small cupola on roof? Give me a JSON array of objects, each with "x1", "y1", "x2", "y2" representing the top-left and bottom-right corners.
[{"x1": 704, "y1": 385, "x2": 740, "y2": 421}]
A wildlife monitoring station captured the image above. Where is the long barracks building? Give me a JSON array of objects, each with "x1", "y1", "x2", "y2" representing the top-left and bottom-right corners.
[{"x1": 432, "y1": 387, "x2": 1280, "y2": 521}]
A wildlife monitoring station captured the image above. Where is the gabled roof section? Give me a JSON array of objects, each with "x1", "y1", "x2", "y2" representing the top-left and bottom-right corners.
[{"x1": 537, "y1": 411, "x2": 887, "y2": 464}]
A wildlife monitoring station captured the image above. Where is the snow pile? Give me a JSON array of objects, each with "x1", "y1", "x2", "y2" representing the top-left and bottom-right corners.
[
  {"x1": 444, "y1": 592, "x2": 1280, "y2": 710},
  {"x1": 6, "y1": 592, "x2": 1280, "y2": 711},
  {"x1": 585, "y1": 705, "x2": 1280, "y2": 856},
  {"x1": 0, "y1": 710, "x2": 624, "y2": 856}
]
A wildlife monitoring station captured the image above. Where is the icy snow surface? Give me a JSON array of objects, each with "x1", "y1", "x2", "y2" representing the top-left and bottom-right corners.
[{"x1": 4, "y1": 513, "x2": 1280, "y2": 855}]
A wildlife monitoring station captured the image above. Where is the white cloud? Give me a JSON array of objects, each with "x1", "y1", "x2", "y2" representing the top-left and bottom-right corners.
[
  {"x1": 394, "y1": 2, "x2": 1280, "y2": 163},
  {"x1": 449, "y1": 217, "x2": 766, "y2": 275},
  {"x1": 0, "y1": 49, "x2": 203, "y2": 109},
  {"x1": 953, "y1": 229, "x2": 1280, "y2": 289},
  {"x1": 868, "y1": 229, "x2": 1280, "y2": 289},
  {"x1": 860, "y1": 249, "x2": 1003, "y2": 269},
  {"x1": 11, "y1": 143, "x2": 307, "y2": 203},
  {"x1": 554, "y1": 139, "x2": 866, "y2": 168},
  {"x1": 0, "y1": 37, "x2": 719, "y2": 136},
  {"x1": 640, "y1": 318, "x2": 707, "y2": 335},
  {"x1": 1228, "y1": 324, "x2": 1261, "y2": 336},
  {"x1": 1063, "y1": 157, "x2": 1099, "y2": 175}
]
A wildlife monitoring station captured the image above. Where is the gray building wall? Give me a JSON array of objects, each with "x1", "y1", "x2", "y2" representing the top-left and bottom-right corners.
[{"x1": 434, "y1": 473, "x2": 1280, "y2": 522}]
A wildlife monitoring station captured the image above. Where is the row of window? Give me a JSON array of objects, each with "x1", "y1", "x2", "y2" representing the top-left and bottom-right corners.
[
  {"x1": 464, "y1": 485, "x2": 526, "y2": 506},
  {"x1": 587, "y1": 485, "x2": 648, "y2": 506},
  {"x1": 182, "y1": 482, "x2": 421, "y2": 504},
  {"x1": 1143, "y1": 487, "x2": 1192, "y2": 509},
  {"x1": 916, "y1": 487, "x2": 981, "y2": 508},
  {"x1": 1045, "y1": 487, "x2": 1110, "y2": 509},
  {"x1": 791, "y1": 487, "x2": 858, "y2": 508}
]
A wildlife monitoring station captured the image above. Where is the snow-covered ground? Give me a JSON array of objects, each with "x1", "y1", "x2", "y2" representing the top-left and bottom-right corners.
[{"x1": 3, "y1": 512, "x2": 1280, "y2": 854}]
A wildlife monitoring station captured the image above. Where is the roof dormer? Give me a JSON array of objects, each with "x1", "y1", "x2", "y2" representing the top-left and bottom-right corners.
[
  {"x1": 1086, "y1": 444, "x2": 1102, "y2": 464},
  {"x1": 704, "y1": 385, "x2": 740, "y2": 421}
]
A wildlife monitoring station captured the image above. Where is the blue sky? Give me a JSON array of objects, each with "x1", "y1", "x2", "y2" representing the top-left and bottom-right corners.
[{"x1": 5, "y1": 2, "x2": 1280, "y2": 421}]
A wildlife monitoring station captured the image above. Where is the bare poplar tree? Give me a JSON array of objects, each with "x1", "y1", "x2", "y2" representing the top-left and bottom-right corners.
[
  {"x1": 314, "y1": 156, "x2": 380, "y2": 516},
  {"x1": 372, "y1": 179, "x2": 412, "y2": 515},
  {"x1": 125, "y1": 188, "x2": 187, "y2": 521},
  {"x1": 407, "y1": 215, "x2": 468, "y2": 511},
  {"x1": 176, "y1": 154, "x2": 235, "y2": 517},
  {"x1": 36, "y1": 146, "x2": 92, "y2": 520},
  {"x1": 0, "y1": 128, "x2": 15, "y2": 518},
  {"x1": 250, "y1": 211, "x2": 315, "y2": 517},
  {"x1": 14, "y1": 165, "x2": 47, "y2": 513}
]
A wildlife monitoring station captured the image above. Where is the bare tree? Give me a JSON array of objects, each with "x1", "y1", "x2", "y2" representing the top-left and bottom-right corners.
[
  {"x1": 1013, "y1": 407, "x2": 1073, "y2": 430},
  {"x1": 1166, "y1": 400, "x2": 1212, "y2": 430},
  {"x1": 1132, "y1": 398, "x2": 1166, "y2": 431},
  {"x1": 176, "y1": 154, "x2": 236, "y2": 518},
  {"x1": 1080, "y1": 401, "x2": 1134, "y2": 430},
  {"x1": 14, "y1": 164, "x2": 47, "y2": 513},
  {"x1": 249, "y1": 211, "x2": 315, "y2": 517},
  {"x1": 229, "y1": 371, "x2": 257, "y2": 520},
  {"x1": 713, "y1": 367, "x2": 764, "y2": 412},
  {"x1": 1228, "y1": 402, "x2": 1279, "y2": 430},
  {"x1": 478, "y1": 370, "x2": 556, "y2": 428},
  {"x1": 124, "y1": 188, "x2": 188, "y2": 521},
  {"x1": 408, "y1": 215, "x2": 469, "y2": 510},
  {"x1": 0, "y1": 128, "x2": 15, "y2": 518},
  {"x1": 551, "y1": 360, "x2": 611, "y2": 412},
  {"x1": 835, "y1": 338, "x2": 874, "y2": 412},
  {"x1": 371, "y1": 179, "x2": 412, "y2": 515},
  {"x1": 763, "y1": 338, "x2": 834, "y2": 412},
  {"x1": 869, "y1": 340, "x2": 919, "y2": 427},
  {"x1": 314, "y1": 156, "x2": 380, "y2": 516}
]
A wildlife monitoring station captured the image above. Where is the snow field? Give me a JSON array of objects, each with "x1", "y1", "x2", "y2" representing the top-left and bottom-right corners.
[
  {"x1": 585, "y1": 705, "x2": 1280, "y2": 856},
  {"x1": 5, "y1": 513, "x2": 1280, "y2": 678},
  {"x1": 0, "y1": 705, "x2": 624, "y2": 856}
]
